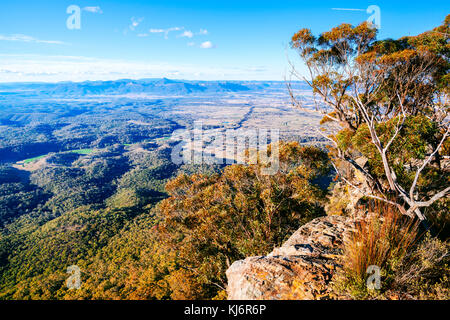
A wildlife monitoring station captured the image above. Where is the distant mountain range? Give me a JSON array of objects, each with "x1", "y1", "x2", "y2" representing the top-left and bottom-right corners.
[{"x1": 0, "y1": 78, "x2": 308, "y2": 97}]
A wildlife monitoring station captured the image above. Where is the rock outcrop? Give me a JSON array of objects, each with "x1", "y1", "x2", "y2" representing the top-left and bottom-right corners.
[{"x1": 226, "y1": 215, "x2": 356, "y2": 300}]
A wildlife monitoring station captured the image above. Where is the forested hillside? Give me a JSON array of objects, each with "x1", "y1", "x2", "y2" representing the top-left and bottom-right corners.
[
  {"x1": 0, "y1": 141, "x2": 330, "y2": 299},
  {"x1": 0, "y1": 140, "x2": 223, "y2": 299}
]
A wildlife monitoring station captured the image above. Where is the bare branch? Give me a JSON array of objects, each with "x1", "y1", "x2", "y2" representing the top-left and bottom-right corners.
[
  {"x1": 409, "y1": 125, "x2": 450, "y2": 200},
  {"x1": 330, "y1": 161, "x2": 412, "y2": 217},
  {"x1": 415, "y1": 186, "x2": 450, "y2": 208},
  {"x1": 383, "y1": 96, "x2": 407, "y2": 153}
]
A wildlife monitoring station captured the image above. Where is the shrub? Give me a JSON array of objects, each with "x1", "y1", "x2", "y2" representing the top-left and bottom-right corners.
[
  {"x1": 390, "y1": 234, "x2": 449, "y2": 300},
  {"x1": 154, "y1": 142, "x2": 331, "y2": 299}
]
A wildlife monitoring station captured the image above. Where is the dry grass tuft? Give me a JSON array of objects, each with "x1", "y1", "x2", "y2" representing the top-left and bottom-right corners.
[{"x1": 333, "y1": 203, "x2": 420, "y2": 298}]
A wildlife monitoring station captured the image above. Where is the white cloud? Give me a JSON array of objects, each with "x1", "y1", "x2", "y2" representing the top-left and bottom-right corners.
[
  {"x1": 145, "y1": 27, "x2": 208, "y2": 41},
  {"x1": 129, "y1": 17, "x2": 144, "y2": 31},
  {"x1": 149, "y1": 27, "x2": 183, "y2": 39},
  {"x1": 187, "y1": 42, "x2": 195, "y2": 46},
  {"x1": 331, "y1": 8, "x2": 365, "y2": 11},
  {"x1": 200, "y1": 41, "x2": 215, "y2": 49},
  {"x1": 0, "y1": 34, "x2": 67, "y2": 45},
  {"x1": 178, "y1": 28, "x2": 208, "y2": 39},
  {"x1": 149, "y1": 28, "x2": 165, "y2": 33},
  {"x1": 83, "y1": 6, "x2": 103, "y2": 14},
  {"x1": 180, "y1": 30, "x2": 194, "y2": 38},
  {"x1": 164, "y1": 27, "x2": 182, "y2": 39}
]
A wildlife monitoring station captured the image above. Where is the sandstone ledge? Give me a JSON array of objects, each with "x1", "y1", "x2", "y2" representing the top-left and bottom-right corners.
[{"x1": 226, "y1": 215, "x2": 356, "y2": 300}]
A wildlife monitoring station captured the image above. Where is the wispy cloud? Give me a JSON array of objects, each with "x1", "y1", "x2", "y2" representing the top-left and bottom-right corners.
[
  {"x1": 149, "y1": 27, "x2": 183, "y2": 39},
  {"x1": 179, "y1": 29, "x2": 208, "y2": 38},
  {"x1": 146, "y1": 27, "x2": 208, "y2": 40},
  {"x1": 149, "y1": 28, "x2": 165, "y2": 33},
  {"x1": 179, "y1": 30, "x2": 194, "y2": 38},
  {"x1": 331, "y1": 8, "x2": 365, "y2": 11},
  {"x1": 129, "y1": 17, "x2": 144, "y2": 31},
  {"x1": 83, "y1": 6, "x2": 103, "y2": 14},
  {"x1": 200, "y1": 41, "x2": 215, "y2": 49},
  {"x1": 0, "y1": 34, "x2": 67, "y2": 45}
]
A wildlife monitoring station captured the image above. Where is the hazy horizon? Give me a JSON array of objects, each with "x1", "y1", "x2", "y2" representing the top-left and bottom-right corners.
[{"x1": 0, "y1": 77, "x2": 303, "y2": 85}]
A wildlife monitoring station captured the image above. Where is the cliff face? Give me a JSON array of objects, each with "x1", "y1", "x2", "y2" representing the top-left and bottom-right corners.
[{"x1": 226, "y1": 215, "x2": 356, "y2": 300}]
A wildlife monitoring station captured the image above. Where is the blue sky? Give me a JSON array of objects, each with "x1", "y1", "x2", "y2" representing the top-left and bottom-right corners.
[{"x1": 0, "y1": 0, "x2": 448, "y2": 82}]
